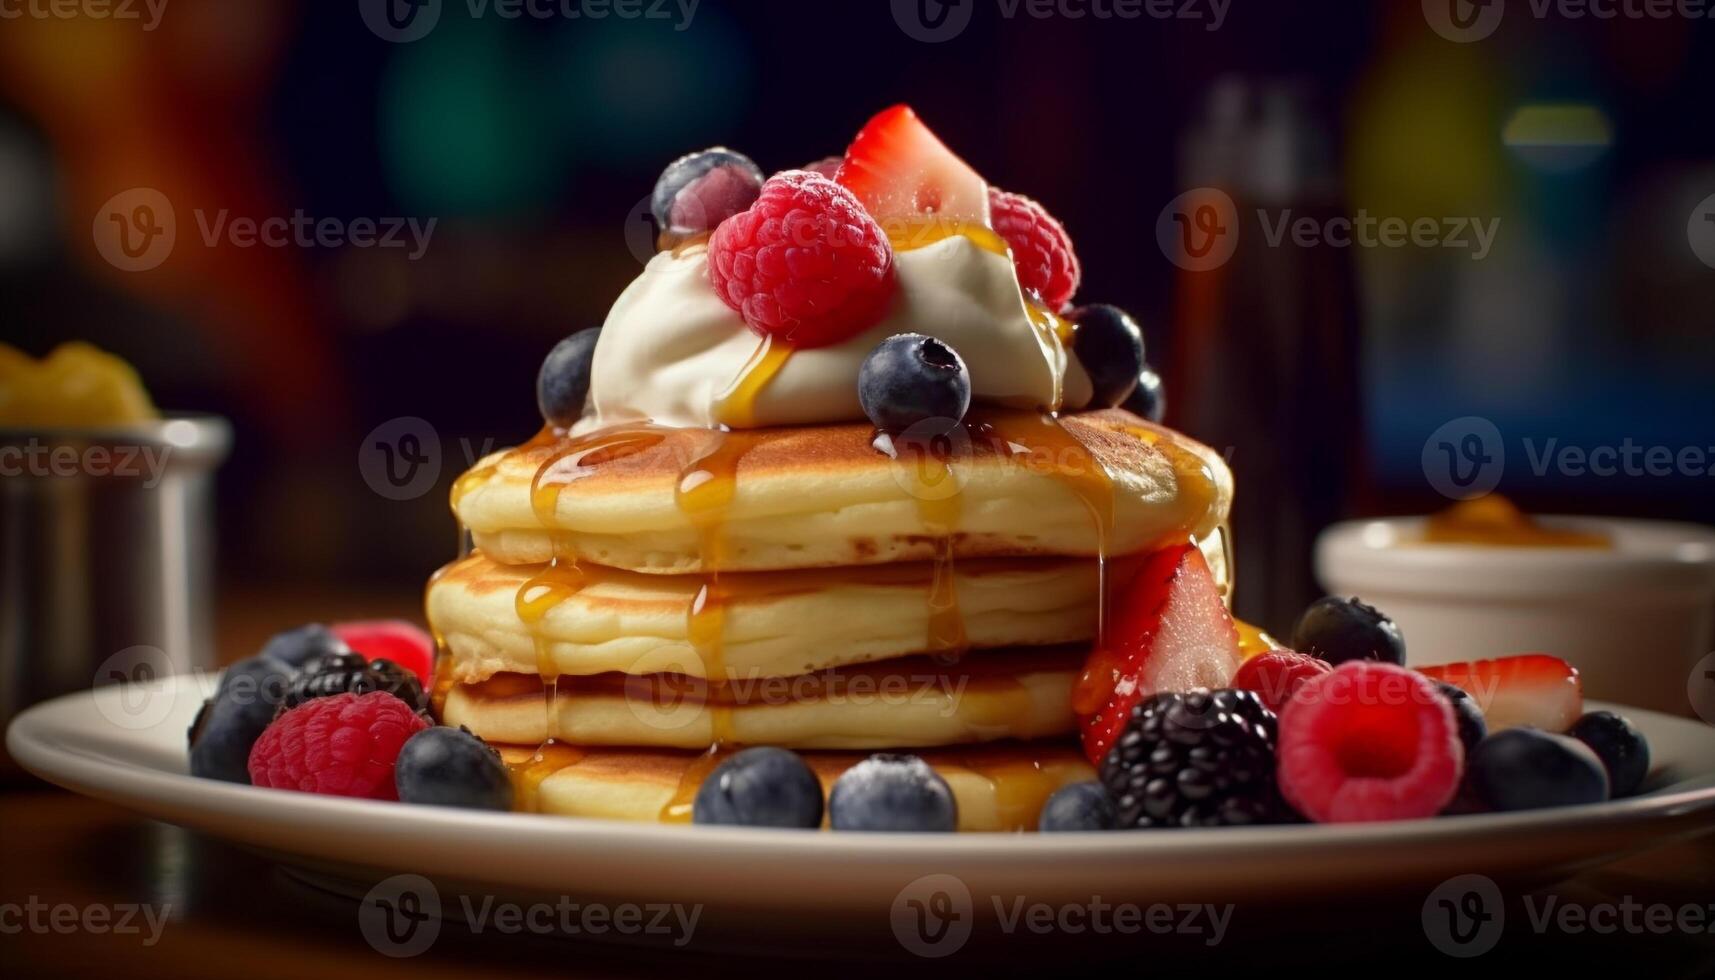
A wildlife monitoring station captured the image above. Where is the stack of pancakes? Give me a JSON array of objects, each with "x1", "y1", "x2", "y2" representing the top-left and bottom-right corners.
[{"x1": 426, "y1": 408, "x2": 1233, "y2": 830}]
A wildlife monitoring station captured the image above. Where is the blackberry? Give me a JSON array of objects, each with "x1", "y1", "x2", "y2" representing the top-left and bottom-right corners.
[
  {"x1": 1100, "y1": 688, "x2": 1289, "y2": 828},
  {"x1": 281, "y1": 652, "x2": 428, "y2": 715}
]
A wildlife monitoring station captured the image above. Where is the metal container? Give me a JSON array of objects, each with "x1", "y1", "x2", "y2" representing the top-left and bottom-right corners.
[{"x1": 0, "y1": 415, "x2": 231, "y2": 740}]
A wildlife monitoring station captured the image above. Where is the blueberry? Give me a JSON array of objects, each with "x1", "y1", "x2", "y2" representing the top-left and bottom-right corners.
[
  {"x1": 187, "y1": 654, "x2": 295, "y2": 783},
  {"x1": 1120, "y1": 366, "x2": 1166, "y2": 423},
  {"x1": 858, "y1": 334, "x2": 971, "y2": 438},
  {"x1": 258, "y1": 623, "x2": 346, "y2": 670},
  {"x1": 1435, "y1": 682, "x2": 1487, "y2": 756},
  {"x1": 1468, "y1": 728, "x2": 1609, "y2": 811},
  {"x1": 394, "y1": 726, "x2": 514, "y2": 811},
  {"x1": 1067, "y1": 305, "x2": 1146, "y2": 409},
  {"x1": 1290, "y1": 596, "x2": 1406, "y2": 666},
  {"x1": 1038, "y1": 781, "x2": 1115, "y2": 832},
  {"x1": 691, "y1": 747, "x2": 824, "y2": 829},
  {"x1": 828, "y1": 753, "x2": 958, "y2": 832},
  {"x1": 1568, "y1": 710, "x2": 1650, "y2": 798},
  {"x1": 537, "y1": 328, "x2": 600, "y2": 429},
  {"x1": 651, "y1": 148, "x2": 764, "y2": 236}
]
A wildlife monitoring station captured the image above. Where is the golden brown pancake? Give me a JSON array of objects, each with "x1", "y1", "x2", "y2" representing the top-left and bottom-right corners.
[
  {"x1": 442, "y1": 648, "x2": 1084, "y2": 750},
  {"x1": 497, "y1": 740, "x2": 1096, "y2": 832},
  {"x1": 452, "y1": 409, "x2": 1232, "y2": 574},
  {"x1": 428, "y1": 551, "x2": 1112, "y2": 683}
]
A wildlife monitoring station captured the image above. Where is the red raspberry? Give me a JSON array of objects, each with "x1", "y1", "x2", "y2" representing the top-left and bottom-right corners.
[
  {"x1": 1231, "y1": 650, "x2": 1333, "y2": 714},
  {"x1": 332, "y1": 620, "x2": 434, "y2": 685},
  {"x1": 708, "y1": 170, "x2": 896, "y2": 349},
  {"x1": 989, "y1": 188, "x2": 1080, "y2": 310},
  {"x1": 248, "y1": 692, "x2": 428, "y2": 800},
  {"x1": 1276, "y1": 662, "x2": 1463, "y2": 823}
]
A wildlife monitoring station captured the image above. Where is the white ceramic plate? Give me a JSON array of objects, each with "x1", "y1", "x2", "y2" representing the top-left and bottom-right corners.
[{"x1": 9, "y1": 673, "x2": 1715, "y2": 952}]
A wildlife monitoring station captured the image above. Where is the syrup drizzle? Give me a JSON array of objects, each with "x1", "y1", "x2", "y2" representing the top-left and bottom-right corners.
[{"x1": 658, "y1": 334, "x2": 792, "y2": 816}]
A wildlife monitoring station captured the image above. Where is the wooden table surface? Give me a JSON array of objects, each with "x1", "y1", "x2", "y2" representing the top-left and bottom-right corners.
[{"x1": 3, "y1": 589, "x2": 1714, "y2": 976}]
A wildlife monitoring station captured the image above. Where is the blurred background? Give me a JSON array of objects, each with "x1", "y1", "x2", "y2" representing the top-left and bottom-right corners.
[{"x1": 3, "y1": 0, "x2": 1713, "y2": 637}]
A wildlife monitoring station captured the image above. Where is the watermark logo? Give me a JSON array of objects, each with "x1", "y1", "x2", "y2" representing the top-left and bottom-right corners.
[
  {"x1": 1423, "y1": 0, "x2": 1506, "y2": 42},
  {"x1": 359, "y1": 874, "x2": 442, "y2": 958},
  {"x1": 0, "y1": 898, "x2": 172, "y2": 945},
  {"x1": 0, "y1": 439, "x2": 175, "y2": 488},
  {"x1": 358, "y1": 0, "x2": 441, "y2": 41},
  {"x1": 1156, "y1": 187, "x2": 1239, "y2": 272},
  {"x1": 1422, "y1": 416, "x2": 1505, "y2": 500},
  {"x1": 1423, "y1": 874, "x2": 1505, "y2": 957},
  {"x1": 892, "y1": 0, "x2": 1227, "y2": 40},
  {"x1": 891, "y1": 0, "x2": 975, "y2": 42},
  {"x1": 94, "y1": 189, "x2": 436, "y2": 271},
  {"x1": 359, "y1": 416, "x2": 442, "y2": 501},
  {"x1": 1689, "y1": 651, "x2": 1715, "y2": 726},
  {"x1": 624, "y1": 194, "x2": 662, "y2": 268},
  {"x1": 93, "y1": 188, "x2": 176, "y2": 272},
  {"x1": 360, "y1": 0, "x2": 698, "y2": 41},
  {"x1": 92, "y1": 645, "x2": 183, "y2": 732},
  {"x1": 891, "y1": 874, "x2": 974, "y2": 958},
  {"x1": 1689, "y1": 192, "x2": 1715, "y2": 271},
  {"x1": 0, "y1": 0, "x2": 168, "y2": 30}
]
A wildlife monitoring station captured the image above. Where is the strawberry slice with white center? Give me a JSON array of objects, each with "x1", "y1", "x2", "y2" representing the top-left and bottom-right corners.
[
  {"x1": 835, "y1": 105, "x2": 991, "y2": 228},
  {"x1": 1417, "y1": 654, "x2": 1582, "y2": 732},
  {"x1": 1073, "y1": 541, "x2": 1245, "y2": 765}
]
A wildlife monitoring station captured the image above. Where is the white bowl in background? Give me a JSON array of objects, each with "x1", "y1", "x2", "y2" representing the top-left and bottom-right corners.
[{"x1": 1315, "y1": 517, "x2": 1715, "y2": 716}]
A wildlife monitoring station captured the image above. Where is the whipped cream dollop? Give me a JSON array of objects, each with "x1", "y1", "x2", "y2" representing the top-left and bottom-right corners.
[{"x1": 577, "y1": 234, "x2": 1093, "y2": 432}]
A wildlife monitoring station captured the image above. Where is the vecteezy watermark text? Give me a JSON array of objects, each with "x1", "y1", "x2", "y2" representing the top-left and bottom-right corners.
[
  {"x1": 1156, "y1": 189, "x2": 1500, "y2": 270},
  {"x1": 891, "y1": 0, "x2": 1228, "y2": 43},
  {"x1": 1424, "y1": 0, "x2": 1715, "y2": 43},
  {"x1": 1422, "y1": 417, "x2": 1715, "y2": 500},
  {"x1": 890, "y1": 874, "x2": 1232, "y2": 957},
  {"x1": 93, "y1": 188, "x2": 435, "y2": 273},
  {"x1": 0, "y1": 440, "x2": 173, "y2": 488},
  {"x1": 0, "y1": 0, "x2": 167, "y2": 29},
  {"x1": 358, "y1": 0, "x2": 699, "y2": 42},
  {"x1": 359, "y1": 875, "x2": 699, "y2": 957},
  {"x1": 0, "y1": 898, "x2": 171, "y2": 946}
]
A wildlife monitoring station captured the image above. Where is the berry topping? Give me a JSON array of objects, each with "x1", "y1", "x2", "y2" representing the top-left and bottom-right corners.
[
  {"x1": 651, "y1": 148, "x2": 765, "y2": 236},
  {"x1": 258, "y1": 623, "x2": 349, "y2": 670},
  {"x1": 1466, "y1": 728, "x2": 1609, "y2": 811},
  {"x1": 1567, "y1": 710, "x2": 1650, "y2": 797},
  {"x1": 1037, "y1": 781, "x2": 1116, "y2": 832},
  {"x1": 1290, "y1": 596, "x2": 1406, "y2": 666},
  {"x1": 1416, "y1": 654, "x2": 1582, "y2": 732},
  {"x1": 1435, "y1": 681, "x2": 1488, "y2": 756},
  {"x1": 1276, "y1": 661, "x2": 1464, "y2": 823},
  {"x1": 828, "y1": 753, "x2": 957, "y2": 832},
  {"x1": 692, "y1": 747, "x2": 825, "y2": 829},
  {"x1": 1230, "y1": 649, "x2": 1333, "y2": 715},
  {"x1": 1074, "y1": 541, "x2": 1244, "y2": 766},
  {"x1": 331, "y1": 619, "x2": 435, "y2": 685},
  {"x1": 1100, "y1": 689, "x2": 1289, "y2": 828},
  {"x1": 394, "y1": 725, "x2": 514, "y2": 811},
  {"x1": 707, "y1": 170, "x2": 896, "y2": 349},
  {"x1": 858, "y1": 333, "x2": 971, "y2": 438},
  {"x1": 992, "y1": 189, "x2": 1081, "y2": 310},
  {"x1": 1066, "y1": 304, "x2": 1143, "y2": 408},
  {"x1": 1122, "y1": 366, "x2": 1167, "y2": 423},
  {"x1": 835, "y1": 105, "x2": 990, "y2": 227},
  {"x1": 537, "y1": 328, "x2": 601, "y2": 430},
  {"x1": 188, "y1": 654, "x2": 295, "y2": 784},
  {"x1": 282, "y1": 650, "x2": 429, "y2": 715},
  {"x1": 248, "y1": 691, "x2": 429, "y2": 800}
]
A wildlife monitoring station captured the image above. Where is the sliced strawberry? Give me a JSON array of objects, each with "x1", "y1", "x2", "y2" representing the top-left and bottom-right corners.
[
  {"x1": 1073, "y1": 541, "x2": 1244, "y2": 766},
  {"x1": 331, "y1": 620, "x2": 435, "y2": 685},
  {"x1": 1417, "y1": 654, "x2": 1582, "y2": 732},
  {"x1": 835, "y1": 105, "x2": 990, "y2": 228}
]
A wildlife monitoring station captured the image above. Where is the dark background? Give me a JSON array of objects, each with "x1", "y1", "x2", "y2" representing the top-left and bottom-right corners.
[{"x1": 3, "y1": 0, "x2": 1712, "y2": 632}]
